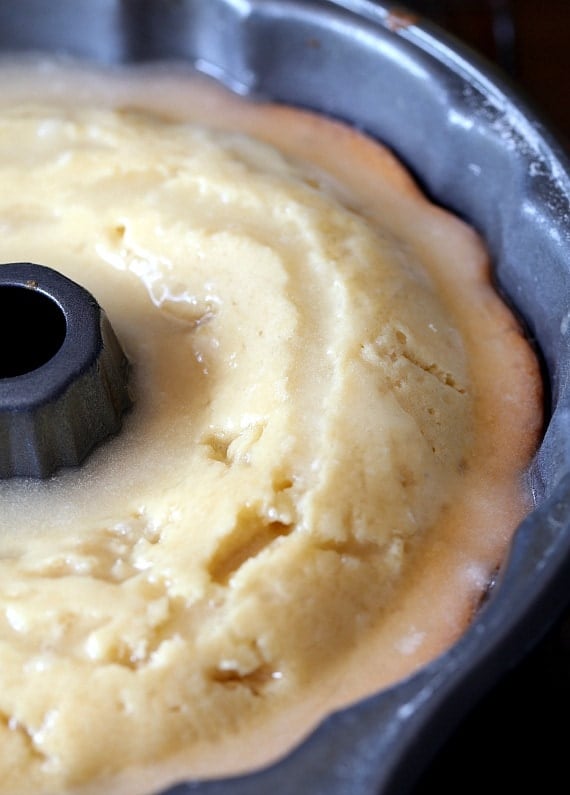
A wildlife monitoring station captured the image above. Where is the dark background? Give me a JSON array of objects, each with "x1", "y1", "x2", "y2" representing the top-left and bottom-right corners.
[
  {"x1": 405, "y1": 0, "x2": 570, "y2": 142},
  {"x1": 398, "y1": 1, "x2": 570, "y2": 792}
]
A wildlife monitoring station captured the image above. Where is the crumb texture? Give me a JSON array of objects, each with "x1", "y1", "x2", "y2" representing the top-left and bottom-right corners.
[{"x1": 0, "y1": 61, "x2": 541, "y2": 795}]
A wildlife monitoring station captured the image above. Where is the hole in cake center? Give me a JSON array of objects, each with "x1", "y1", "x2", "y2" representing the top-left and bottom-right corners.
[{"x1": 0, "y1": 285, "x2": 66, "y2": 378}]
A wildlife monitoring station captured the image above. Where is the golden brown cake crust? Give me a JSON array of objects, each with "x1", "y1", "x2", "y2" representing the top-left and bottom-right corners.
[{"x1": 0, "y1": 61, "x2": 542, "y2": 795}]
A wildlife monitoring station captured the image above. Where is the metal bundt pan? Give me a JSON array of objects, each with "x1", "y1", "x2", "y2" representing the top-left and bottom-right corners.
[{"x1": 1, "y1": 1, "x2": 569, "y2": 793}]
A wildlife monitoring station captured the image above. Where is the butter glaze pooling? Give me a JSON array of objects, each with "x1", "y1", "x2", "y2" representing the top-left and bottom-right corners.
[{"x1": 0, "y1": 60, "x2": 542, "y2": 795}]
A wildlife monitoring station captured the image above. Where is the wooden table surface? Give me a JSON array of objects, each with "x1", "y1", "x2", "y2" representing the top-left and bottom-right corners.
[{"x1": 399, "y1": 2, "x2": 570, "y2": 792}]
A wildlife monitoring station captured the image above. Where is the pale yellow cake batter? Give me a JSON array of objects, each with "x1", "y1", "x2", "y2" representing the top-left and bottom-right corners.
[{"x1": 0, "y1": 60, "x2": 542, "y2": 795}]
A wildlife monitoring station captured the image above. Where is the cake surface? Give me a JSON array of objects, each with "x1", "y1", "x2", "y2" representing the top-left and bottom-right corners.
[{"x1": 0, "y1": 60, "x2": 542, "y2": 795}]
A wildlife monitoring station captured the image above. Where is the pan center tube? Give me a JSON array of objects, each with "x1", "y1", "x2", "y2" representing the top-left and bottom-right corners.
[
  {"x1": 0, "y1": 262, "x2": 132, "y2": 479},
  {"x1": 0, "y1": 283, "x2": 67, "y2": 378}
]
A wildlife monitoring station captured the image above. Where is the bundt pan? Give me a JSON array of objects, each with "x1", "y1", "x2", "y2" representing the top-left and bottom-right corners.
[{"x1": 1, "y1": 1, "x2": 569, "y2": 793}]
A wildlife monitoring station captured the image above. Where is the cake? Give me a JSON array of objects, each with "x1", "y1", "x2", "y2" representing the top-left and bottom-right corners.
[{"x1": 0, "y1": 59, "x2": 542, "y2": 795}]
